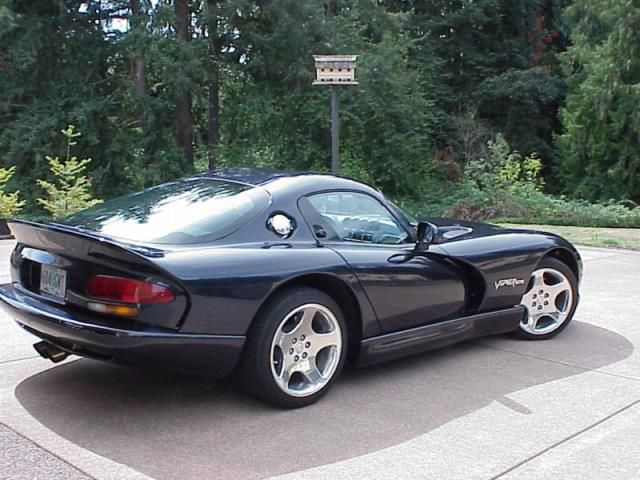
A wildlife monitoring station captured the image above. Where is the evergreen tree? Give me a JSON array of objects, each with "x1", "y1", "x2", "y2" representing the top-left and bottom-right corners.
[
  {"x1": 384, "y1": 0, "x2": 569, "y2": 165},
  {"x1": 0, "y1": 166, "x2": 25, "y2": 218},
  {"x1": 1, "y1": 0, "x2": 634, "y2": 211},
  {"x1": 222, "y1": 0, "x2": 445, "y2": 196},
  {"x1": 557, "y1": 0, "x2": 640, "y2": 202},
  {"x1": 36, "y1": 125, "x2": 103, "y2": 218}
]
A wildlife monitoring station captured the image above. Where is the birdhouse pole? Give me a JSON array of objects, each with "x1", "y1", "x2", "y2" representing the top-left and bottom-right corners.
[
  {"x1": 313, "y1": 55, "x2": 358, "y2": 174},
  {"x1": 330, "y1": 85, "x2": 340, "y2": 173}
]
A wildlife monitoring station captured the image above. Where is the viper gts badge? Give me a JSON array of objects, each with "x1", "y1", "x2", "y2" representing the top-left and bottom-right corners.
[{"x1": 494, "y1": 278, "x2": 525, "y2": 290}]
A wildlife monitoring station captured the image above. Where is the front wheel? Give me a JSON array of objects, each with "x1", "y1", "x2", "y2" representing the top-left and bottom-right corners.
[
  {"x1": 235, "y1": 288, "x2": 347, "y2": 408},
  {"x1": 514, "y1": 257, "x2": 578, "y2": 340}
]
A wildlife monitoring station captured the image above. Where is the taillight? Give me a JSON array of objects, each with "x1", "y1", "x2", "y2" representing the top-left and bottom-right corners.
[{"x1": 86, "y1": 275, "x2": 175, "y2": 304}]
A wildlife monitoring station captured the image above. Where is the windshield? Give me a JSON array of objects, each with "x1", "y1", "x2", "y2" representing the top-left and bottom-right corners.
[{"x1": 60, "y1": 178, "x2": 271, "y2": 244}]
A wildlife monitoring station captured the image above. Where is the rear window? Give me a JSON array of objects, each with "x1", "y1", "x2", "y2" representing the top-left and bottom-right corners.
[{"x1": 60, "y1": 178, "x2": 271, "y2": 244}]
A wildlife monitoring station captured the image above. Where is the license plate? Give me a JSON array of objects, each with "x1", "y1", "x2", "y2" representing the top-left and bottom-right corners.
[{"x1": 40, "y1": 264, "x2": 67, "y2": 300}]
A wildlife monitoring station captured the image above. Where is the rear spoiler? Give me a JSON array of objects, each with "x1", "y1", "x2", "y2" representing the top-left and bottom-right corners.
[
  {"x1": 8, "y1": 219, "x2": 191, "y2": 330},
  {"x1": 9, "y1": 219, "x2": 166, "y2": 260}
]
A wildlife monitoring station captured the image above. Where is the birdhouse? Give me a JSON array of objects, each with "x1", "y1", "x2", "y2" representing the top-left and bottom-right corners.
[{"x1": 313, "y1": 55, "x2": 358, "y2": 85}]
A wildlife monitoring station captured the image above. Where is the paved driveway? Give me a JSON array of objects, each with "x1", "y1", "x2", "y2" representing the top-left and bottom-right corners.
[{"x1": 0, "y1": 241, "x2": 638, "y2": 480}]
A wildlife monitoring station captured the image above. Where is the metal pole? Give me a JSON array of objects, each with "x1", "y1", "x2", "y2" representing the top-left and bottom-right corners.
[{"x1": 330, "y1": 85, "x2": 340, "y2": 174}]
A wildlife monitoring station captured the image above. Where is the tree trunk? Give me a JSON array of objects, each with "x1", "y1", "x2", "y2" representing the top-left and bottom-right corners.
[
  {"x1": 134, "y1": 58, "x2": 145, "y2": 96},
  {"x1": 174, "y1": 0, "x2": 194, "y2": 166},
  {"x1": 206, "y1": 0, "x2": 219, "y2": 171},
  {"x1": 324, "y1": 1, "x2": 337, "y2": 17},
  {"x1": 130, "y1": 0, "x2": 145, "y2": 97}
]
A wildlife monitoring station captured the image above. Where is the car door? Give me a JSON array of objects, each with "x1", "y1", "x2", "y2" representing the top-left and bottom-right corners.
[{"x1": 298, "y1": 191, "x2": 466, "y2": 334}]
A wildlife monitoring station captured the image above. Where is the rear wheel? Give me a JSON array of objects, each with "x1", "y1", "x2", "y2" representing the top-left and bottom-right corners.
[
  {"x1": 235, "y1": 288, "x2": 347, "y2": 408},
  {"x1": 515, "y1": 257, "x2": 578, "y2": 340}
]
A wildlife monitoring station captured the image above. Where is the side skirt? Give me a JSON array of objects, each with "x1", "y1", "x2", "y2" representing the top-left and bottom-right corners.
[{"x1": 357, "y1": 306, "x2": 524, "y2": 366}]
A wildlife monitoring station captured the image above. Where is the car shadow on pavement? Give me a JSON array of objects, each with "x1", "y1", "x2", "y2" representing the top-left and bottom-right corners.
[{"x1": 15, "y1": 321, "x2": 633, "y2": 480}]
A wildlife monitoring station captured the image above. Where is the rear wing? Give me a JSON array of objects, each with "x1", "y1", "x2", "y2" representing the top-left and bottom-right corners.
[
  {"x1": 9, "y1": 219, "x2": 166, "y2": 262},
  {"x1": 7, "y1": 219, "x2": 190, "y2": 330}
]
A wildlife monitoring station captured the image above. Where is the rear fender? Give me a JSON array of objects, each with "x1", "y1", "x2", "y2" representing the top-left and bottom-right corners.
[
  {"x1": 154, "y1": 243, "x2": 381, "y2": 338},
  {"x1": 8, "y1": 220, "x2": 190, "y2": 330}
]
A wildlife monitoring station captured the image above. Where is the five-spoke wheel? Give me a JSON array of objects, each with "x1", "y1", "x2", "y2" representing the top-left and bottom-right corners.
[
  {"x1": 516, "y1": 257, "x2": 578, "y2": 339},
  {"x1": 235, "y1": 288, "x2": 347, "y2": 408},
  {"x1": 270, "y1": 304, "x2": 342, "y2": 397},
  {"x1": 237, "y1": 258, "x2": 578, "y2": 407}
]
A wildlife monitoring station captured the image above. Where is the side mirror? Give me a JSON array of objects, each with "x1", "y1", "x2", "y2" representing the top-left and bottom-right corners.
[{"x1": 415, "y1": 221, "x2": 438, "y2": 251}]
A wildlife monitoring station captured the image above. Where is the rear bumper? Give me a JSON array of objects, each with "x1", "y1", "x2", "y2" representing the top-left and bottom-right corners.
[{"x1": 0, "y1": 284, "x2": 245, "y2": 378}]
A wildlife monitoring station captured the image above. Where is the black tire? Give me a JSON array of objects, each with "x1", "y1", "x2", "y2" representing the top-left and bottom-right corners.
[
  {"x1": 513, "y1": 256, "x2": 579, "y2": 340},
  {"x1": 234, "y1": 287, "x2": 348, "y2": 408}
]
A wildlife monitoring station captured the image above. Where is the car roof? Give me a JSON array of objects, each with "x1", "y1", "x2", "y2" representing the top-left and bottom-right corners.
[
  {"x1": 195, "y1": 167, "x2": 383, "y2": 199},
  {"x1": 196, "y1": 167, "x2": 301, "y2": 185}
]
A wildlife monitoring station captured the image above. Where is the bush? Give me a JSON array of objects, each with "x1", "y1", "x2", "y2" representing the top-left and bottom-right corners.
[
  {"x1": 500, "y1": 194, "x2": 640, "y2": 228},
  {"x1": 404, "y1": 134, "x2": 640, "y2": 228},
  {"x1": 464, "y1": 133, "x2": 544, "y2": 196},
  {"x1": 443, "y1": 134, "x2": 544, "y2": 220}
]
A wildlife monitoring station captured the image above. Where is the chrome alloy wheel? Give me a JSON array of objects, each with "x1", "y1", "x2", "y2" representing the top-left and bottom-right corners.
[
  {"x1": 520, "y1": 267, "x2": 574, "y2": 335},
  {"x1": 270, "y1": 303, "x2": 342, "y2": 397}
]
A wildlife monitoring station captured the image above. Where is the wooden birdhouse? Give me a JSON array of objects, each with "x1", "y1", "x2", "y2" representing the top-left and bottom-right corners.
[{"x1": 312, "y1": 55, "x2": 358, "y2": 85}]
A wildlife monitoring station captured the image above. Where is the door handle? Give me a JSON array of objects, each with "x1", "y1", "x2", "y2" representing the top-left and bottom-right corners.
[
  {"x1": 262, "y1": 242, "x2": 292, "y2": 249},
  {"x1": 387, "y1": 253, "x2": 412, "y2": 264}
]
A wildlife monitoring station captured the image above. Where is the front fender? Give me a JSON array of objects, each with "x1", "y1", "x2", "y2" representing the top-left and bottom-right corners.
[{"x1": 437, "y1": 232, "x2": 579, "y2": 311}]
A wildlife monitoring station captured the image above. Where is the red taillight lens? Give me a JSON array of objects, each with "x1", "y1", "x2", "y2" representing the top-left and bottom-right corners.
[{"x1": 86, "y1": 275, "x2": 175, "y2": 304}]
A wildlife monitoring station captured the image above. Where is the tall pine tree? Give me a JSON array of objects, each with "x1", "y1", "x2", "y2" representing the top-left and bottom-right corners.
[{"x1": 557, "y1": 0, "x2": 640, "y2": 202}]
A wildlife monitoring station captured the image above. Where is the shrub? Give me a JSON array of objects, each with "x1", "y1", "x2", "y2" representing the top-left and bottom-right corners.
[
  {"x1": 408, "y1": 134, "x2": 640, "y2": 228},
  {"x1": 37, "y1": 125, "x2": 103, "y2": 219},
  {"x1": 464, "y1": 133, "x2": 544, "y2": 197},
  {"x1": 0, "y1": 166, "x2": 26, "y2": 217},
  {"x1": 502, "y1": 194, "x2": 640, "y2": 228}
]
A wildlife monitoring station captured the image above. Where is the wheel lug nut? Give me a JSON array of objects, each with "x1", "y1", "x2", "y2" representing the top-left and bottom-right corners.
[
  {"x1": 305, "y1": 342, "x2": 311, "y2": 348},
  {"x1": 537, "y1": 305, "x2": 542, "y2": 310},
  {"x1": 544, "y1": 301, "x2": 549, "y2": 306},
  {"x1": 533, "y1": 294, "x2": 537, "y2": 299},
  {"x1": 532, "y1": 302, "x2": 537, "y2": 307},
  {"x1": 292, "y1": 338, "x2": 297, "y2": 344},
  {"x1": 302, "y1": 352, "x2": 308, "y2": 359},
  {"x1": 289, "y1": 348, "x2": 294, "y2": 354},
  {"x1": 539, "y1": 290, "x2": 544, "y2": 294},
  {"x1": 294, "y1": 355, "x2": 299, "y2": 362},
  {"x1": 300, "y1": 335, "x2": 305, "y2": 341},
  {"x1": 544, "y1": 293, "x2": 549, "y2": 298}
]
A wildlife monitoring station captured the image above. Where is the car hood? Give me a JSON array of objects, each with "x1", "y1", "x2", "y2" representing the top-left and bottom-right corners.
[{"x1": 422, "y1": 218, "x2": 512, "y2": 243}]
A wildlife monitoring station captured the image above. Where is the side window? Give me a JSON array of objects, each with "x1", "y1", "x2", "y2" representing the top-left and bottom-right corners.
[{"x1": 302, "y1": 192, "x2": 409, "y2": 245}]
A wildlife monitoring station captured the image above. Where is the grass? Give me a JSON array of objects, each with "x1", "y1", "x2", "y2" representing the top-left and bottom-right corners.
[{"x1": 498, "y1": 223, "x2": 640, "y2": 251}]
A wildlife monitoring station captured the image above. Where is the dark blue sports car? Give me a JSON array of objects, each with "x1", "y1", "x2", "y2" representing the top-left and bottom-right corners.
[{"x1": 0, "y1": 169, "x2": 582, "y2": 407}]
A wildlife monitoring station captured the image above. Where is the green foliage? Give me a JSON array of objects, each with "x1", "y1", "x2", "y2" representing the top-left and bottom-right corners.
[
  {"x1": 221, "y1": 1, "x2": 445, "y2": 197},
  {"x1": 465, "y1": 134, "x2": 544, "y2": 196},
  {"x1": 505, "y1": 196, "x2": 640, "y2": 228},
  {"x1": 442, "y1": 135, "x2": 544, "y2": 221},
  {"x1": 475, "y1": 68, "x2": 565, "y2": 161},
  {"x1": 557, "y1": 0, "x2": 640, "y2": 202},
  {"x1": 0, "y1": 0, "x2": 637, "y2": 223},
  {"x1": 387, "y1": 0, "x2": 570, "y2": 164},
  {"x1": 36, "y1": 126, "x2": 103, "y2": 219},
  {"x1": 403, "y1": 134, "x2": 640, "y2": 228},
  {"x1": 0, "y1": 166, "x2": 26, "y2": 217},
  {"x1": 431, "y1": 181, "x2": 640, "y2": 228}
]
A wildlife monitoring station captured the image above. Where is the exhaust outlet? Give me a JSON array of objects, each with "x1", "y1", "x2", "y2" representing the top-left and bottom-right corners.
[{"x1": 33, "y1": 341, "x2": 69, "y2": 363}]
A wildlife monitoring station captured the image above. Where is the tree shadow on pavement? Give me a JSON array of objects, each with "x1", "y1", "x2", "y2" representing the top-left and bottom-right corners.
[{"x1": 15, "y1": 321, "x2": 633, "y2": 480}]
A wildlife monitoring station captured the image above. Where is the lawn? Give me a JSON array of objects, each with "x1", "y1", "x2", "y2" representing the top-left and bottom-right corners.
[{"x1": 498, "y1": 224, "x2": 640, "y2": 251}]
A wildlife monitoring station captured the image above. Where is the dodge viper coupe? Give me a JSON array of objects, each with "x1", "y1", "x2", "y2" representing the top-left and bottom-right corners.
[{"x1": 0, "y1": 169, "x2": 582, "y2": 407}]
